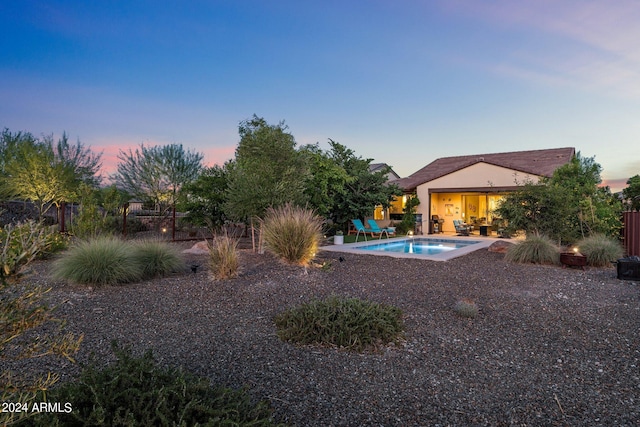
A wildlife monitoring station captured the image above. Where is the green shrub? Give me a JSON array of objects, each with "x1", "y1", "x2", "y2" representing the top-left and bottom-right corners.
[
  {"x1": 1, "y1": 220, "x2": 52, "y2": 282},
  {"x1": 454, "y1": 298, "x2": 479, "y2": 318},
  {"x1": 25, "y1": 343, "x2": 282, "y2": 427},
  {"x1": 577, "y1": 233, "x2": 624, "y2": 267},
  {"x1": 52, "y1": 237, "x2": 142, "y2": 286},
  {"x1": 208, "y1": 235, "x2": 239, "y2": 280},
  {"x1": 261, "y1": 203, "x2": 322, "y2": 266},
  {"x1": 275, "y1": 296, "x2": 404, "y2": 352},
  {"x1": 131, "y1": 240, "x2": 184, "y2": 278},
  {"x1": 505, "y1": 234, "x2": 560, "y2": 265}
]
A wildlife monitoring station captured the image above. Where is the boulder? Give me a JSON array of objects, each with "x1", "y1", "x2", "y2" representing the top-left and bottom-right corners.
[
  {"x1": 182, "y1": 241, "x2": 209, "y2": 255},
  {"x1": 488, "y1": 240, "x2": 514, "y2": 253}
]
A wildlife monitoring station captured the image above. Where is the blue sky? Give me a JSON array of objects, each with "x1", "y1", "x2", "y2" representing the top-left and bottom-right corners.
[{"x1": 2, "y1": 0, "x2": 639, "y2": 192}]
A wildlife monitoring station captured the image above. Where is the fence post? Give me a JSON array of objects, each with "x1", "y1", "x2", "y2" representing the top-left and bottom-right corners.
[{"x1": 623, "y1": 211, "x2": 640, "y2": 257}]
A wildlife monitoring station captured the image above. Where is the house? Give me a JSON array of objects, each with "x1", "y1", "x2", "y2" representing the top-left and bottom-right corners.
[{"x1": 393, "y1": 147, "x2": 575, "y2": 234}]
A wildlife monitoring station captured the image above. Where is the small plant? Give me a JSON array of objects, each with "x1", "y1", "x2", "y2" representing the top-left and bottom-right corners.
[
  {"x1": 260, "y1": 203, "x2": 323, "y2": 266},
  {"x1": 1, "y1": 220, "x2": 52, "y2": 282},
  {"x1": 25, "y1": 343, "x2": 282, "y2": 427},
  {"x1": 577, "y1": 233, "x2": 624, "y2": 267},
  {"x1": 505, "y1": 234, "x2": 560, "y2": 265},
  {"x1": 131, "y1": 240, "x2": 184, "y2": 278},
  {"x1": 274, "y1": 296, "x2": 404, "y2": 352},
  {"x1": 52, "y1": 237, "x2": 142, "y2": 286},
  {"x1": 454, "y1": 298, "x2": 479, "y2": 318},
  {"x1": 208, "y1": 234, "x2": 239, "y2": 280}
]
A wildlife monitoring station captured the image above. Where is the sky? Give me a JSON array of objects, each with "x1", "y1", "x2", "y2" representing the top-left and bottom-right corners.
[{"x1": 1, "y1": 0, "x2": 639, "y2": 193}]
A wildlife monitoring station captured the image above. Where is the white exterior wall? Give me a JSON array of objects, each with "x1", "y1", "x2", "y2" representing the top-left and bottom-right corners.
[{"x1": 415, "y1": 162, "x2": 542, "y2": 233}]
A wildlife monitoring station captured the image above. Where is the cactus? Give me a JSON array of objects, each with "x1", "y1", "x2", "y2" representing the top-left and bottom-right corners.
[{"x1": 454, "y1": 298, "x2": 479, "y2": 318}]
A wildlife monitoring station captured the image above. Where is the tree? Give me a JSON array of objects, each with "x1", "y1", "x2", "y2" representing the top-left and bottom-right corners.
[
  {"x1": 496, "y1": 153, "x2": 622, "y2": 243},
  {"x1": 178, "y1": 163, "x2": 230, "y2": 228},
  {"x1": 224, "y1": 116, "x2": 310, "y2": 222},
  {"x1": 623, "y1": 175, "x2": 640, "y2": 211},
  {"x1": 1, "y1": 129, "x2": 102, "y2": 218},
  {"x1": 114, "y1": 143, "x2": 204, "y2": 211},
  {"x1": 323, "y1": 140, "x2": 402, "y2": 229}
]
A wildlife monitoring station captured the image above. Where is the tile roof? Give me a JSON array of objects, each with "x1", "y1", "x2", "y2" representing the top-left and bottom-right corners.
[{"x1": 395, "y1": 147, "x2": 575, "y2": 191}]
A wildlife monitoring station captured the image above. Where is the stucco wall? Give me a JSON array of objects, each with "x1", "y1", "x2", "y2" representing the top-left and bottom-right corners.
[{"x1": 415, "y1": 162, "x2": 542, "y2": 233}]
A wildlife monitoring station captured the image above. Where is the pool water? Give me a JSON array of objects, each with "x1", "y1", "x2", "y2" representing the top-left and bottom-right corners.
[{"x1": 355, "y1": 238, "x2": 481, "y2": 255}]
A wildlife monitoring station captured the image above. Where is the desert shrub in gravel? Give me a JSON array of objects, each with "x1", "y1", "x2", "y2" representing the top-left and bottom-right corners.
[
  {"x1": 577, "y1": 233, "x2": 624, "y2": 267},
  {"x1": 23, "y1": 343, "x2": 283, "y2": 427},
  {"x1": 52, "y1": 237, "x2": 142, "y2": 286},
  {"x1": 208, "y1": 235, "x2": 239, "y2": 280},
  {"x1": 1, "y1": 220, "x2": 53, "y2": 282},
  {"x1": 275, "y1": 296, "x2": 404, "y2": 352},
  {"x1": 454, "y1": 298, "x2": 479, "y2": 318},
  {"x1": 505, "y1": 234, "x2": 560, "y2": 265},
  {"x1": 260, "y1": 203, "x2": 323, "y2": 266},
  {"x1": 131, "y1": 240, "x2": 184, "y2": 278}
]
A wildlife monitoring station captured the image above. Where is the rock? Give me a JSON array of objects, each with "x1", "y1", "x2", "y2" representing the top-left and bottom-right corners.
[
  {"x1": 488, "y1": 240, "x2": 514, "y2": 253},
  {"x1": 182, "y1": 241, "x2": 209, "y2": 255}
]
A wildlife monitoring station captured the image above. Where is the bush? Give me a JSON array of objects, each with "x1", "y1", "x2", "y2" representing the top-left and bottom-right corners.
[
  {"x1": 577, "y1": 233, "x2": 624, "y2": 267},
  {"x1": 208, "y1": 235, "x2": 239, "y2": 280},
  {"x1": 454, "y1": 298, "x2": 479, "y2": 318},
  {"x1": 505, "y1": 234, "x2": 560, "y2": 265},
  {"x1": 261, "y1": 203, "x2": 323, "y2": 266},
  {"x1": 274, "y1": 296, "x2": 404, "y2": 352},
  {"x1": 52, "y1": 237, "x2": 142, "y2": 286},
  {"x1": 1, "y1": 220, "x2": 52, "y2": 282},
  {"x1": 131, "y1": 240, "x2": 184, "y2": 278},
  {"x1": 24, "y1": 343, "x2": 282, "y2": 427}
]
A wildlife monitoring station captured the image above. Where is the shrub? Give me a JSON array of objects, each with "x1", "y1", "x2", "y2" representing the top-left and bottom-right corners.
[
  {"x1": 52, "y1": 237, "x2": 142, "y2": 286},
  {"x1": 274, "y1": 296, "x2": 404, "y2": 352},
  {"x1": 25, "y1": 343, "x2": 282, "y2": 427},
  {"x1": 577, "y1": 233, "x2": 624, "y2": 267},
  {"x1": 208, "y1": 235, "x2": 239, "y2": 280},
  {"x1": 131, "y1": 240, "x2": 184, "y2": 278},
  {"x1": 261, "y1": 203, "x2": 323, "y2": 266},
  {"x1": 505, "y1": 234, "x2": 560, "y2": 265},
  {"x1": 1, "y1": 220, "x2": 52, "y2": 282},
  {"x1": 454, "y1": 298, "x2": 479, "y2": 318}
]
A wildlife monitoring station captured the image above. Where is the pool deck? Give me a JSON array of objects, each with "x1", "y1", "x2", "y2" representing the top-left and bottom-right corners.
[{"x1": 320, "y1": 234, "x2": 504, "y2": 261}]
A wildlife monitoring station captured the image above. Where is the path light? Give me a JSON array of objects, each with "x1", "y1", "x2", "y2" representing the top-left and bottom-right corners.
[
  {"x1": 191, "y1": 264, "x2": 199, "y2": 274},
  {"x1": 162, "y1": 227, "x2": 167, "y2": 233},
  {"x1": 408, "y1": 230, "x2": 414, "y2": 238}
]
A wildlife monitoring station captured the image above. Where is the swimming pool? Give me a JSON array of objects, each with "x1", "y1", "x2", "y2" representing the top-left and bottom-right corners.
[
  {"x1": 355, "y1": 238, "x2": 481, "y2": 255},
  {"x1": 321, "y1": 236, "x2": 496, "y2": 261}
]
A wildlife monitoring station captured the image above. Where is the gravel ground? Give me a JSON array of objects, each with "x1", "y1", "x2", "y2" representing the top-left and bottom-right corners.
[{"x1": 11, "y1": 242, "x2": 640, "y2": 426}]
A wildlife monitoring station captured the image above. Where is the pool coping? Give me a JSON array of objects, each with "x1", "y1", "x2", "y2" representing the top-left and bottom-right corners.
[{"x1": 320, "y1": 235, "x2": 502, "y2": 261}]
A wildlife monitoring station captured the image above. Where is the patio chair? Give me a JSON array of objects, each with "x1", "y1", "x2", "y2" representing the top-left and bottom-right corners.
[
  {"x1": 453, "y1": 219, "x2": 472, "y2": 236},
  {"x1": 350, "y1": 219, "x2": 371, "y2": 241},
  {"x1": 367, "y1": 219, "x2": 396, "y2": 239}
]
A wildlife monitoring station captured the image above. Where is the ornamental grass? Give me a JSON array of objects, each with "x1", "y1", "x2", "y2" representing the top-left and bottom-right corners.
[
  {"x1": 505, "y1": 234, "x2": 560, "y2": 265},
  {"x1": 131, "y1": 239, "x2": 184, "y2": 278},
  {"x1": 208, "y1": 234, "x2": 240, "y2": 280},
  {"x1": 577, "y1": 234, "x2": 624, "y2": 267},
  {"x1": 260, "y1": 203, "x2": 323, "y2": 266}
]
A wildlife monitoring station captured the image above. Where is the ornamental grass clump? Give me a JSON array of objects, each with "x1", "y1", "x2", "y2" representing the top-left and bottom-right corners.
[
  {"x1": 52, "y1": 236, "x2": 142, "y2": 286},
  {"x1": 26, "y1": 343, "x2": 282, "y2": 427},
  {"x1": 505, "y1": 234, "x2": 560, "y2": 265},
  {"x1": 454, "y1": 298, "x2": 479, "y2": 318},
  {"x1": 208, "y1": 235, "x2": 239, "y2": 280},
  {"x1": 131, "y1": 240, "x2": 184, "y2": 278},
  {"x1": 260, "y1": 203, "x2": 323, "y2": 266},
  {"x1": 274, "y1": 296, "x2": 404, "y2": 352},
  {"x1": 577, "y1": 233, "x2": 624, "y2": 267}
]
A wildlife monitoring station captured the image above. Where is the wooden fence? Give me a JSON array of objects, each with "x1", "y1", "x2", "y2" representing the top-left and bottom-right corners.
[{"x1": 622, "y1": 211, "x2": 640, "y2": 257}]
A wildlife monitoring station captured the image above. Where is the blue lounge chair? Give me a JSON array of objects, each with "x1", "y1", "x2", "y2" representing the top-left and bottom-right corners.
[
  {"x1": 453, "y1": 219, "x2": 473, "y2": 236},
  {"x1": 367, "y1": 219, "x2": 396, "y2": 238},
  {"x1": 350, "y1": 219, "x2": 371, "y2": 241}
]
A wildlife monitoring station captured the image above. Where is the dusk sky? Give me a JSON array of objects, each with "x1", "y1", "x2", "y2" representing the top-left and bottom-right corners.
[{"x1": 2, "y1": 1, "x2": 639, "y2": 192}]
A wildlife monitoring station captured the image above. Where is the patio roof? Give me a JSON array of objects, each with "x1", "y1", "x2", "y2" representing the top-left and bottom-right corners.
[{"x1": 395, "y1": 147, "x2": 575, "y2": 191}]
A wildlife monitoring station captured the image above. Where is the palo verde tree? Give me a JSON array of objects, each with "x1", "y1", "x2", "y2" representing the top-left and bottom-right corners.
[
  {"x1": 113, "y1": 143, "x2": 204, "y2": 216},
  {"x1": 1, "y1": 129, "x2": 101, "y2": 218}
]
